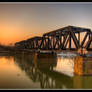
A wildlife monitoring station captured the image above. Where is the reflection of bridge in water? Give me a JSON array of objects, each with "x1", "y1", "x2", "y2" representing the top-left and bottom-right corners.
[
  {"x1": 14, "y1": 53, "x2": 73, "y2": 89},
  {"x1": 13, "y1": 53, "x2": 92, "y2": 89},
  {"x1": 15, "y1": 26, "x2": 92, "y2": 53}
]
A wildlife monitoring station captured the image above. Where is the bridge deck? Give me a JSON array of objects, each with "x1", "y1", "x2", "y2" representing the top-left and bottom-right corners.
[{"x1": 14, "y1": 26, "x2": 92, "y2": 53}]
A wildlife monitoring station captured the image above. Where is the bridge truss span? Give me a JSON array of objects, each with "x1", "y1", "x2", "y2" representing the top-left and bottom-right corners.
[{"x1": 15, "y1": 26, "x2": 92, "y2": 51}]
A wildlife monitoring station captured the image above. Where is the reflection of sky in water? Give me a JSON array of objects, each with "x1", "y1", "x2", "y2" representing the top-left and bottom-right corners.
[
  {"x1": 0, "y1": 54, "x2": 92, "y2": 89},
  {"x1": 53, "y1": 57, "x2": 74, "y2": 77},
  {"x1": 0, "y1": 56, "x2": 40, "y2": 88}
]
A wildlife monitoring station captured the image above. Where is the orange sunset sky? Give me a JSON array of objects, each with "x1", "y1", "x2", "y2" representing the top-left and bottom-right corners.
[{"x1": 0, "y1": 2, "x2": 92, "y2": 45}]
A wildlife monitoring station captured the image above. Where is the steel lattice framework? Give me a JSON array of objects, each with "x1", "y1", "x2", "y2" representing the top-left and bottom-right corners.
[{"x1": 15, "y1": 26, "x2": 92, "y2": 51}]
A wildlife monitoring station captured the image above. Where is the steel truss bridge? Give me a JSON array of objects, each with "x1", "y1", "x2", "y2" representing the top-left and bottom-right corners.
[{"x1": 15, "y1": 26, "x2": 92, "y2": 51}]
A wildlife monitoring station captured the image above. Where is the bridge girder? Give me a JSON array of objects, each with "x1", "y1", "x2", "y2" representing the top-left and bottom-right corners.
[{"x1": 15, "y1": 26, "x2": 92, "y2": 51}]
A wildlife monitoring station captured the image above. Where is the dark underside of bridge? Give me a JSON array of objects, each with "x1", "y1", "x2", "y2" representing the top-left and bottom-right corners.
[{"x1": 15, "y1": 26, "x2": 92, "y2": 51}]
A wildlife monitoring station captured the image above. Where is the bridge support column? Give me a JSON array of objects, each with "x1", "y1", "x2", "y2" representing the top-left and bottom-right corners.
[
  {"x1": 74, "y1": 56, "x2": 92, "y2": 76},
  {"x1": 74, "y1": 56, "x2": 84, "y2": 76}
]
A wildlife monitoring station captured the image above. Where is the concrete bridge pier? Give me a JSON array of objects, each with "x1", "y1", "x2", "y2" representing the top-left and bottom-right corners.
[
  {"x1": 74, "y1": 56, "x2": 84, "y2": 76},
  {"x1": 74, "y1": 56, "x2": 92, "y2": 76}
]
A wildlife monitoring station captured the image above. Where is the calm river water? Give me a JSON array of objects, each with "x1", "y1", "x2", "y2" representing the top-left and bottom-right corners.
[{"x1": 0, "y1": 52, "x2": 92, "y2": 89}]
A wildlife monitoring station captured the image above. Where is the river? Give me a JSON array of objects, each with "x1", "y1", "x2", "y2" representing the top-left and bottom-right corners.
[{"x1": 0, "y1": 52, "x2": 92, "y2": 89}]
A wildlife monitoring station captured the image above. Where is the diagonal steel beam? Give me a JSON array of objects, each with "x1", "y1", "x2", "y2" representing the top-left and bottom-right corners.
[
  {"x1": 61, "y1": 33, "x2": 69, "y2": 49},
  {"x1": 85, "y1": 34, "x2": 92, "y2": 49},
  {"x1": 64, "y1": 35, "x2": 70, "y2": 48},
  {"x1": 39, "y1": 37, "x2": 45, "y2": 49},
  {"x1": 53, "y1": 36, "x2": 60, "y2": 49},
  {"x1": 81, "y1": 32, "x2": 88, "y2": 48},
  {"x1": 68, "y1": 27, "x2": 80, "y2": 49}
]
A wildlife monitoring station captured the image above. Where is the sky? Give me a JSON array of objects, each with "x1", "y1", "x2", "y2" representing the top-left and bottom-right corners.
[{"x1": 0, "y1": 2, "x2": 92, "y2": 45}]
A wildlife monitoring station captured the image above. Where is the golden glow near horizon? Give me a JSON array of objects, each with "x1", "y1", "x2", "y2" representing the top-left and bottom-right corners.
[
  {"x1": 0, "y1": 56, "x2": 40, "y2": 88},
  {"x1": 0, "y1": 3, "x2": 92, "y2": 45}
]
